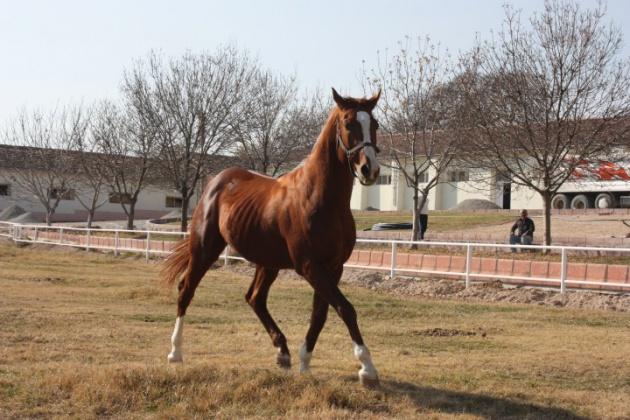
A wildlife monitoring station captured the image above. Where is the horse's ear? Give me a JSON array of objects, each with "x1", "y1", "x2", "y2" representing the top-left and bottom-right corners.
[
  {"x1": 366, "y1": 89, "x2": 381, "y2": 111},
  {"x1": 332, "y1": 88, "x2": 351, "y2": 109}
]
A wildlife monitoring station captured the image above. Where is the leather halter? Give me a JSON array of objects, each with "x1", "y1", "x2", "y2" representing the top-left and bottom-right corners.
[{"x1": 336, "y1": 119, "x2": 380, "y2": 181}]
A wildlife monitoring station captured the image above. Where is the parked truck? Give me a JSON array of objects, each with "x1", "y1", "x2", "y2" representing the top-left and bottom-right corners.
[{"x1": 551, "y1": 159, "x2": 630, "y2": 209}]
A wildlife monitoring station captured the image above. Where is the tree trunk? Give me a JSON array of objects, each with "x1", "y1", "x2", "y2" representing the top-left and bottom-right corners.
[
  {"x1": 180, "y1": 194, "x2": 189, "y2": 232},
  {"x1": 542, "y1": 191, "x2": 553, "y2": 248},
  {"x1": 410, "y1": 191, "x2": 420, "y2": 249},
  {"x1": 86, "y1": 210, "x2": 94, "y2": 229},
  {"x1": 126, "y1": 202, "x2": 136, "y2": 231},
  {"x1": 45, "y1": 209, "x2": 53, "y2": 226}
]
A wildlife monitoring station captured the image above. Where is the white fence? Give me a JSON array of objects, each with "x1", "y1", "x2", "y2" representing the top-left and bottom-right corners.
[
  {"x1": 344, "y1": 238, "x2": 630, "y2": 293},
  {"x1": 1, "y1": 221, "x2": 629, "y2": 294}
]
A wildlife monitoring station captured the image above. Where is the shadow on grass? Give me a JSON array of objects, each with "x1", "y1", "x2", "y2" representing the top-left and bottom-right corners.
[{"x1": 383, "y1": 379, "x2": 586, "y2": 419}]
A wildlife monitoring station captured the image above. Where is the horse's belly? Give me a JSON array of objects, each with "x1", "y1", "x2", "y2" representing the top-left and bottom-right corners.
[
  {"x1": 219, "y1": 203, "x2": 293, "y2": 269},
  {"x1": 231, "y1": 234, "x2": 293, "y2": 269}
]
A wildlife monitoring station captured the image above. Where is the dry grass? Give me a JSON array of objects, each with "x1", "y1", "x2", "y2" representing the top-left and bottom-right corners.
[
  {"x1": 1, "y1": 242, "x2": 629, "y2": 419},
  {"x1": 353, "y1": 211, "x2": 515, "y2": 232}
]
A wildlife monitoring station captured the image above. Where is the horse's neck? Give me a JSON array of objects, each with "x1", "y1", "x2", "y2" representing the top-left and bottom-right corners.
[{"x1": 303, "y1": 108, "x2": 354, "y2": 205}]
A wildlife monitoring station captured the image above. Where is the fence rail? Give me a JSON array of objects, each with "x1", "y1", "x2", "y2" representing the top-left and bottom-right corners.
[{"x1": 1, "y1": 221, "x2": 629, "y2": 293}]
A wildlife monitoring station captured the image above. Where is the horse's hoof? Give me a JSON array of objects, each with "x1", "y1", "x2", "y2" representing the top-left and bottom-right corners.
[
  {"x1": 167, "y1": 352, "x2": 183, "y2": 363},
  {"x1": 359, "y1": 373, "x2": 380, "y2": 389},
  {"x1": 277, "y1": 353, "x2": 291, "y2": 369}
]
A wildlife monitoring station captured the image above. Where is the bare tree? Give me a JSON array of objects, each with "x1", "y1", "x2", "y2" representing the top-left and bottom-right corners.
[
  {"x1": 233, "y1": 70, "x2": 326, "y2": 176},
  {"x1": 364, "y1": 36, "x2": 463, "y2": 243},
  {"x1": 92, "y1": 100, "x2": 158, "y2": 230},
  {"x1": 4, "y1": 106, "x2": 87, "y2": 225},
  {"x1": 458, "y1": 0, "x2": 630, "y2": 246},
  {"x1": 71, "y1": 107, "x2": 111, "y2": 228},
  {"x1": 124, "y1": 47, "x2": 256, "y2": 231}
]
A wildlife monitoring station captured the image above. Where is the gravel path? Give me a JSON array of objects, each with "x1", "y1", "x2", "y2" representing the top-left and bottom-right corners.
[
  {"x1": 460, "y1": 214, "x2": 630, "y2": 238},
  {"x1": 220, "y1": 264, "x2": 630, "y2": 312}
]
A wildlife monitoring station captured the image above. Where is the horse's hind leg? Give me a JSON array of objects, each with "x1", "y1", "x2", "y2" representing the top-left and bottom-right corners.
[
  {"x1": 245, "y1": 266, "x2": 291, "y2": 368},
  {"x1": 168, "y1": 232, "x2": 226, "y2": 363}
]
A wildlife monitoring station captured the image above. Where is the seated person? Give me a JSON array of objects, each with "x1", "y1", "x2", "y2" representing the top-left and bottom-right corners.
[{"x1": 509, "y1": 209, "x2": 535, "y2": 252}]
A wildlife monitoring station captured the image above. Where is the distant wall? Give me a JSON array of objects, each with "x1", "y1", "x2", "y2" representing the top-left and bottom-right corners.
[{"x1": 0, "y1": 169, "x2": 200, "y2": 223}]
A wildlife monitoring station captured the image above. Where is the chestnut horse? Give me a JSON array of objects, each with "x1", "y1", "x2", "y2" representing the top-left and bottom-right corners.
[{"x1": 162, "y1": 89, "x2": 382, "y2": 387}]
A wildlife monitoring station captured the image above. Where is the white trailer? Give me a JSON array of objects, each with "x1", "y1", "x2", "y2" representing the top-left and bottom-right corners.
[{"x1": 551, "y1": 159, "x2": 630, "y2": 209}]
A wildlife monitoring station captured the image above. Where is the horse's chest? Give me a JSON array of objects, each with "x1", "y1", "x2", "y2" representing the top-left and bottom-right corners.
[{"x1": 302, "y1": 212, "x2": 355, "y2": 262}]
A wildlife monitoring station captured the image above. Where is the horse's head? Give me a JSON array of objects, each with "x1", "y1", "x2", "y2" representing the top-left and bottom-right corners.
[{"x1": 332, "y1": 88, "x2": 381, "y2": 186}]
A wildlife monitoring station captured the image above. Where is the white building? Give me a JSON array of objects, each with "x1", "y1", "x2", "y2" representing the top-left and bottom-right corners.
[
  {"x1": 0, "y1": 144, "x2": 238, "y2": 223},
  {"x1": 350, "y1": 164, "x2": 542, "y2": 211}
]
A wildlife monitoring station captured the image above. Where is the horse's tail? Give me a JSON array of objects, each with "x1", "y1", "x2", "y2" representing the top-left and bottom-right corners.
[{"x1": 162, "y1": 236, "x2": 191, "y2": 288}]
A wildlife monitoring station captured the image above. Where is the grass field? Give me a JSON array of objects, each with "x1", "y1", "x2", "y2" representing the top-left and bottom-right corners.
[
  {"x1": 162, "y1": 211, "x2": 514, "y2": 233},
  {"x1": 352, "y1": 211, "x2": 515, "y2": 232},
  {"x1": 1, "y1": 242, "x2": 629, "y2": 418}
]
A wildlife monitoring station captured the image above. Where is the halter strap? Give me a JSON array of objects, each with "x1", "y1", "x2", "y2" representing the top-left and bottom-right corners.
[
  {"x1": 336, "y1": 120, "x2": 380, "y2": 181},
  {"x1": 337, "y1": 136, "x2": 380, "y2": 156}
]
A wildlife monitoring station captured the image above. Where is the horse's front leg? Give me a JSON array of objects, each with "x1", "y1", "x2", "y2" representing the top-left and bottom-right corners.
[
  {"x1": 303, "y1": 264, "x2": 379, "y2": 388},
  {"x1": 299, "y1": 291, "x2": 329, "y2": 373}
]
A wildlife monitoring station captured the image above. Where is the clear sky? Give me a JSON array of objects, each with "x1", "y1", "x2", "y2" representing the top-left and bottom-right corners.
[{"x1": 1, "y1": 0, "x2": 629, "y2": 121}]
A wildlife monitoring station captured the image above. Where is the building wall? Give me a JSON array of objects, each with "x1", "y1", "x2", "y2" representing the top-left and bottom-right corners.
[
  {"x1": 349, "y1": 164, "x2": 545, "y2": 211},
  {"x1": 510, "y1": 184, "x2": 543, "y2": 210},
  {"x1": 434, "y1": 181, "x2": 491, "y2": 210},
  {"x1": 351, "y1": 167, "x2": 398, "y2": 211},
  {"x1": 0, "y1": 169, "x2": 198, "y2": 223},
  {"x1": 365, "y1": 184, "x2": 397, "y2": 210}
]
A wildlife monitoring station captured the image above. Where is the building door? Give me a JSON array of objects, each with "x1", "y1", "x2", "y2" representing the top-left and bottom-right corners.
[
  {"x1": 495, "y1": 173, "x2": 512, "y2": 210},
  {"x1": 502, "y1": 183, "x2": 511, "y2": 209}
]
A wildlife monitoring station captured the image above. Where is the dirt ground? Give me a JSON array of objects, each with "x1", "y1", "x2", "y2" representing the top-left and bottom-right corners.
[
  {"x1": 222, "y1": 264, "x2": 630, "y2": 312},
  {"x1": 342, "y1": 271, "x2": 630, "y2": 312},
  {"x1": 456, "y1": 213, "x2": 630, "y2": 238}
]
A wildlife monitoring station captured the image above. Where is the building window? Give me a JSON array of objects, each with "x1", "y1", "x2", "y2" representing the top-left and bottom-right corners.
[
  {"x1": 375, "y1": 175, "x2": 392, "y2": 185},
  {"x1": 418, "y1": 172, "x2": 429, "y2": 183},
  {"x1": 0, "y1": 184, "x2": 10, "y2": 196},
  {"x1": 447, "y1": 170, "x2": 469, "y2": 183},
  {"x1": 49, "y1": 188, "x2": 75, "y2": 200},
  {"x1": 109, "y1": 192, "x2": 133, "y2": 204},
  {"x1": 165, "y1": 196, "x2": 183, "y2": 208}
]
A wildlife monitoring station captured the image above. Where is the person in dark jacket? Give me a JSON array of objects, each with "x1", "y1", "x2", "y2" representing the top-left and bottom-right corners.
[
  {"x1": 419, "y1": 195, "x2": 428, "y2": 240},
  {"x1": 509, "y1": 209, "x2": 535, "y2": 252}
]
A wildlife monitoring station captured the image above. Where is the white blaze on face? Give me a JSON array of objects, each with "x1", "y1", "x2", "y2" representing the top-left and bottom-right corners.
[{"x1": 356, "y1": 111, "x2": 380, "y2": 182}]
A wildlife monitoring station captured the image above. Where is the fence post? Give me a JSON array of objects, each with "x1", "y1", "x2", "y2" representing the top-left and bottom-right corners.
[
  {"x1": 34, "y1": 226, "x2": 38, "y2": 242},
  {"x1": 59, "y1": 227, "x2": 64, "y2": 244},
  {"x1": 560, "y1": 247, "x2": 567, "y2": 294},
  {"x1": 86, "y1": 228, "x2": 91, "y2": 252},
  {"x1": 145, "y1": 231, "x2": 151, "y2": 262},
  {"x1": 465, "y1": 244, "x2": 472, "y2": 289},
  {"x1": 224, "y1": 245, "x2": 230, "y2": 266},
  {"x1": 390, "y1": 241, "x2": 397, "y2": 278},
  {"x1": 114, "y1": 230, "x2": 119, "y2": 256}
]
